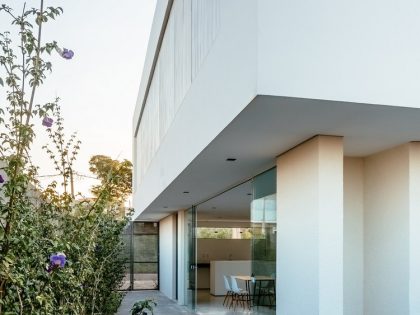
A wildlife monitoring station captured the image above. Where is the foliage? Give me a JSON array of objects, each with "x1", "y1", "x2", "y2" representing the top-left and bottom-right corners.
[
  {"x1": 131, "y1": 299, "x2": 157, "y2": 315},
  {"x1": 196, "y1": 227, "x2": 254, "y2": 239},
  {"x1": 0, "y1": 2, "x2": 129, "y2": 314},
  {"x1": 89, "y1": 155, "x2": 132, "y2": 207},
  {"x1": 196, "y1": 227, "x2": 233, "y2": 239}
]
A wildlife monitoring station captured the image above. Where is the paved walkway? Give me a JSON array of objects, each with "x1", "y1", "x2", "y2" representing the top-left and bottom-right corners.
[{"x1": 116, "y1": 290, "x2": 196, "y2": 315}]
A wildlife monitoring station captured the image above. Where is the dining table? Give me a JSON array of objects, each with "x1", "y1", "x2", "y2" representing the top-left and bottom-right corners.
[{"x1": 233, "y1": 275, "x2": 276, "y2": 307}]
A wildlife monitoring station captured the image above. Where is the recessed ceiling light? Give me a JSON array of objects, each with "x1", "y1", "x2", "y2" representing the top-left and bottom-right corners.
[
  {"x1": 183, "y1": 191, "x2": 189, "y2": 194},
  {"x1": 226, "y1": 158, "x2": 237, "y2": 161}
]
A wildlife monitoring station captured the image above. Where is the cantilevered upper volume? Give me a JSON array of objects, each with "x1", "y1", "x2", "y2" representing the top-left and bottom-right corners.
[{"x1": 133, "y1": 0, "x2": 420, "y2": 220}]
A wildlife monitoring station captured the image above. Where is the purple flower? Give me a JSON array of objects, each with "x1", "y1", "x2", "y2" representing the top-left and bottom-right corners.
[
  {"x1": 61, "y1": 48, "x2": 74, "y2": 60},
  {"x1": 42, "y1": 117, "x2": 53, "y2": 127},
  {"x1": 50, "y1": 252, "x2": 67, "y2": 268},
  {"x1": 55, "y1": 46, "x2": 75, "y2": 60},
  {"x1": 0, "y1": 175, "x2": 4, "y2": 184}
]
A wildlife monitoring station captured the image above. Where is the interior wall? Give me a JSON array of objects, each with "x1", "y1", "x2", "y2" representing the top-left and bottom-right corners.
[
  {"x1": 343, "y1": 158, "x2": 364, "y2": 315},
  {"x1": 159, "y1": 214, "x2": 177, "y2": 300},
  {"x1": 364, "y1": 144, "x2": 409, "y2": 315},
  {"x1": 197, "y1": 239, "x2": 251, "y2": 262}
]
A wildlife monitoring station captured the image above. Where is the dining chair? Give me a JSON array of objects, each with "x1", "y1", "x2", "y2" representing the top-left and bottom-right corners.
[
  {"x1": 258, "y1": 273, "x2": 276, "y2": 307},
  {"x1": 230, "y1": 276, "x2": 251, "y2": 310},
  {"x1": 222, "y1": 275, "x2": 233, "y2": 307}
]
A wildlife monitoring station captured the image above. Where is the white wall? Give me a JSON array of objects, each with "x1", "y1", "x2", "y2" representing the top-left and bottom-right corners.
[
  {"x1": 159, "y1": 214, "x2": 177, "y2": 300},
  {"x1": 132, "y1": 0, "x2": 169, "y2": 189},
  {"x1": 258, "y1": 0, "x2": 420, "y2": 108},
  {"x1": 277, "y1": 136, "x2": 343, "y2": 315},
  {"x1": 133, "y1": 0, "x2": 258, "y2": 216},
  {"x1": 177, "y1": 210, "x2": 186, "y2": 305},
  {"x1": 340, "y1": 146, "x2": 420, "y2": 315},
  {"x1": 343, "y1": 158, "x2": 364, "y2": 315},
  {"x1": 364, "y1": 145, "x2": 409, "y2": 314},
  {"x1": 408, "y1": 143, "x2": 420, "y2": 314},
  {"x1": 134, "y1": 0, "x2": 420, "y2": 217}
]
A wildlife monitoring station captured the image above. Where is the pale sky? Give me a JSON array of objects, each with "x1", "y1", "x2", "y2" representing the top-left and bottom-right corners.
[{"x1": 0, "y1": 0, "x2": 156, "y2": 197}]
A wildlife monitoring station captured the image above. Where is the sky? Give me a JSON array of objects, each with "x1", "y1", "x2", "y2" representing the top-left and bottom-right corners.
[{"x1": 0, "y1": 0, "x2": 156, "y2": 197}]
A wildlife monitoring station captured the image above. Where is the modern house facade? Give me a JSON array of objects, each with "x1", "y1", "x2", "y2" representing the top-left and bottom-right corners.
[{"x1": 132, "y1": 1, "x2": 420, "y2": 314}]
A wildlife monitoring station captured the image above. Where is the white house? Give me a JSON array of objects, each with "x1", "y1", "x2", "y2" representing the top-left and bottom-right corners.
[{"x1": 132, "y1": 1, "x2": 420, "y2": 314}]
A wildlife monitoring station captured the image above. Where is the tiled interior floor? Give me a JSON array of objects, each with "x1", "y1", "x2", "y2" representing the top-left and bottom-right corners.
[{"x1": 196, "y1": 290, "x2": 276, "y2": 315}]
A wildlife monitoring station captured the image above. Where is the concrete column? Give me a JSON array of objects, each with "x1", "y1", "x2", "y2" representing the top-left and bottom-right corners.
[
  {"x1": 364, "y1": 144, "x2": 409, "y2": 314},
  {"x1": 276, "y1": 135, "x2": 344, "y2": 315},
  {"x1": 159, "y1": 214, "x2": 177, "y2": 300},
  {"x1": 409, "y1": 143, "x2": 420, "y2": 315},
  {"x1": 177, "y1": 210, "x2": 186, "y2": 305},
  {"x1": 363, "y1": 143, "x2": 420, "y2": 315},
  {"x1": 343, "y1": 158, "x2": 364, "y2": 315}
]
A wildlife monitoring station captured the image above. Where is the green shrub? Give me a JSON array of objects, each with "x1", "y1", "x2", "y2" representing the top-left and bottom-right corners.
[{"x1": 0, "y1": 2, "x2": 130, "y2": 314}]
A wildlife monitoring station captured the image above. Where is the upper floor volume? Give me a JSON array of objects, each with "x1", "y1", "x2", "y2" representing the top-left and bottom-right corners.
[{"x1": 133, "y1": 0, "x2": 420, "y2": 217}]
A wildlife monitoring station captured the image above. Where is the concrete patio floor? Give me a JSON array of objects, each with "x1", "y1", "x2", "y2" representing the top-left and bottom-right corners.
[
  {"x1": 116, "y1": 290, "x2": 196, "y2": 315},
  {"x1": 117, "y1": 290, "x2": 275, "y2": 315}
]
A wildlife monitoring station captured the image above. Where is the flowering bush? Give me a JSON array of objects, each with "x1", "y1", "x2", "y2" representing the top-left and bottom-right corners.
[{"x1": 0, "y1": 2, "x2": 129, "y2": 314}]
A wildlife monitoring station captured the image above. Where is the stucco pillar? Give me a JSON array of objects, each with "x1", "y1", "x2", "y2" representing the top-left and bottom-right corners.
[
  {"x1": 409, "y1": 143, "x2": 420, "y2": 315},
  {"x1": 177, "y1": 210, "x2": 186, "y2": 305},
  {"x1": 276, "y1": 135, "x2": 344, "y2": 315},
  {"x1": 159, "y1": 215, "x2": 177, "y2": 300},
  {"x1": 364, "y1": 143, "x2": 420, "y2": 315}
]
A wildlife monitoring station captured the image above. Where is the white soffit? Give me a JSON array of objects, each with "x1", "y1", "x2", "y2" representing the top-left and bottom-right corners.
[{"x1": 137, "y1": 95, "x2": 420, "y2": 220}]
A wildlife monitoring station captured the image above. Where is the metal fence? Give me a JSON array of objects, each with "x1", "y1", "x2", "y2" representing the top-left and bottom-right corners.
[{"x1": 121, "y1": 221, "x2": 159, "y2": 290}]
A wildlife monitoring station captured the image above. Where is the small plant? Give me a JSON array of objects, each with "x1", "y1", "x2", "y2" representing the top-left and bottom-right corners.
[{"x1": 131, "y1": 298, "x2": 157, "y2": 315}]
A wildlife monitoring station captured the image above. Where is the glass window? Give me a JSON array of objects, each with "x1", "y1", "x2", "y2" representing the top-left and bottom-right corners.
[
  {"x1": 251, "y1": 168, "x2": 277, "y2": 278},
  {"x1": 196, "y1": 227, "x2": 254, "y2": 239}
]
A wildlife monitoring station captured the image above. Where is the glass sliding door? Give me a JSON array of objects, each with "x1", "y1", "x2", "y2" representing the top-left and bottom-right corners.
[
  {"x1": 251, "y1": 168, "x2": 277, "y2": 307},
  {"x1": 185, "y1": 206, "x2": 197, "y2": 310}
]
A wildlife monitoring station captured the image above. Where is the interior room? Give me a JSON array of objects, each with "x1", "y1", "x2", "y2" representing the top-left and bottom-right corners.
[{"x1": 193, "y1": 170, "x2": 276, "y2": 314}]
